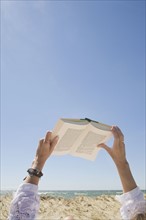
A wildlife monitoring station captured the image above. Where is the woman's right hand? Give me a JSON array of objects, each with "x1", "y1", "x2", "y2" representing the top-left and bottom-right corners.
[{"x1": 98, "y1": 126, "x2": 127, "y2": 166}]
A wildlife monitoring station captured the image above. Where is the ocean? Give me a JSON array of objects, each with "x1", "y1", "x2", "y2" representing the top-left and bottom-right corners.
[
  {"x1": 38, "y1": 190, "x2": 123, "y2": 198},
  {"x1": 1, "y1": 190, "x2": 146, "y2": 198}
]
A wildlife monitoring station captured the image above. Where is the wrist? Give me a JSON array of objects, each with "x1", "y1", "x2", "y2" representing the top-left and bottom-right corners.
[
  {"x1": 115, "y1": 159, "x2": 129, "y2": 169},
  {"x1": 24, "y1": 167, "x2": 43, "y2": 185},
  {"x1": 32, "y1": 159, "x2": 45, "y2": 171},
  {"x1": 24, "y1": 175, "x2": 40, "y2": 185}
]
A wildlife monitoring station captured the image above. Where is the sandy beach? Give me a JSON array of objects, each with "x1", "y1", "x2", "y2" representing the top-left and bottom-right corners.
[{"x1": 0, "y1": 194, "x2": 122, "y2": 220}]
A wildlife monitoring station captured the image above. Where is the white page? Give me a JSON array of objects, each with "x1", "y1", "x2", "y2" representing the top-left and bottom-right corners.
[
  {"x1": 52, "y1": 121, "x2": 87, "y2": 155},
  {"x1": 53, "y1": 128, "x2": 83, "y2": 155},
  {"x1": 70, "y1": 124, "x2": 112, "y2": 160}
]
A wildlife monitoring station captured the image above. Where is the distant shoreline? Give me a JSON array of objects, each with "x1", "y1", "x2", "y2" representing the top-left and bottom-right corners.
[{"x1": 1, "y1": 189, "x2": 146, "y2": 198}]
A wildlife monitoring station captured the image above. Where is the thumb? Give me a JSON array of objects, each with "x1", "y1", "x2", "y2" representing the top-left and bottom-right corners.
[{"x1": 97, "y1": 143, "x2": 111, "y2": 154}]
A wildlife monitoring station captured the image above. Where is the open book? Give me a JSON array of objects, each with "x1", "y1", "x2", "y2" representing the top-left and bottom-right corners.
[{"x1": 52, "y1": 118, "x2": 112, "y2": 161}]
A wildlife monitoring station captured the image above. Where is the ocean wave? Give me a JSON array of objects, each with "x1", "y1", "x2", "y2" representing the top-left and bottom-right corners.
[{"x1": 74, "y1": 192, "x2": 87, "y2": 196}]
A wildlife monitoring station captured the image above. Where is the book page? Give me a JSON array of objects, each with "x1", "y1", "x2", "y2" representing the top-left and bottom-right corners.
[
  {"x1": 75, "y1": 131, "x2": 106, "y2": 154},
  {"x1": 53, "y1": 128, "x2": 83, "y2": 155},
  {"x1": 70, "y1": 124, "x2": 112, "y2": 160},
  {"x1": 70, "y1": 131, "x2": 107, "y2": 160}
]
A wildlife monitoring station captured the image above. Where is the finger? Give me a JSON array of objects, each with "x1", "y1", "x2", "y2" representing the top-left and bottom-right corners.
[
  {"x1": 116, "y1": 126, "x2": 124, "y2": 136},
  {"x1": 39, "y1": 139, "x2": 44, "y2": 145},
  {"x1": 111, "y1": 126, "x2": 120, "y2": 139},
  {"x1": 44, "y1": 131, "x2": 52, "y2": 144},
  {"x1": 51, "y1": 135, "x2": 59, "y2": 148},
  {"x1": 111, "y1": 126, "x2": 120, "y2": 149},
  {"x1": 97, "y1": 143, "x2": 111, "y2": 154},
  {"x1": 111, "y1": 126, "x2": 121, "y2": 145},
  {"x1": 50, "y1": 136, "x2": 59, "y2": 153},
  {"x1": 116, "y1": 126, "x2": 124, "y2": 141}
]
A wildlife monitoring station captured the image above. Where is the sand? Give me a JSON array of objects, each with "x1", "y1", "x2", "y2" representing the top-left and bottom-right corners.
[
  {"x1": 38, "y1": 195, "x2": 122, "y2": 220},
  {"x1": 0, "y1": 194, "x2": 123, "y2": 220}
]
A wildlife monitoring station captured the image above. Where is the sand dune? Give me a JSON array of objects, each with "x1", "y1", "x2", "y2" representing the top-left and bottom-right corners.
[{"x1": 0, "y1": 194, "x2": 123, "y2": 220}]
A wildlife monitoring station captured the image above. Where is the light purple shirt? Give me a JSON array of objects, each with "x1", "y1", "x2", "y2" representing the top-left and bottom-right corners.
[{"x1": 8, "y1": 183, "x2": 39, "y2": 220}]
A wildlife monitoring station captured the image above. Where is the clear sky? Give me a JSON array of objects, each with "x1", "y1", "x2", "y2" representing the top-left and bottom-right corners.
[{"x1": 1, "y1": 0, "x2": 145, "y2": 190}]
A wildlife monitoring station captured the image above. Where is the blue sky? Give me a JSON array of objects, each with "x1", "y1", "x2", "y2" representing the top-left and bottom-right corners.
[{"x1": 1, "y1": 0, "x2": 145, "y2": 190}]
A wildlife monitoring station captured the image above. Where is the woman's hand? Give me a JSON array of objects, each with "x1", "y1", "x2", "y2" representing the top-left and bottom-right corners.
[
  {"x1": 32, "y1": 131, "x2": 59, "y2": 171},
  {"x1": 98, "y1": 126, "x2": 137, "y2": 192},
  {"x1": 98, "y1": 126, "x2": 127, "y2": 166}
]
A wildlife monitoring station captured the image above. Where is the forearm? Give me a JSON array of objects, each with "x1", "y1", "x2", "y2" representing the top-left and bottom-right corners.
[{"x1": 115, "y1": 160, "x2": 137, "y2": 193}]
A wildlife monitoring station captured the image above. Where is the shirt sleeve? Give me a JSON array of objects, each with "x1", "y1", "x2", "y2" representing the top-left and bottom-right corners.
[
  {"x1": 115, "y1": 187, "x2": 146, "y2": 220},
  {"x1": 8, "y1": 183, "x2": 40, "y2": 220}
]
